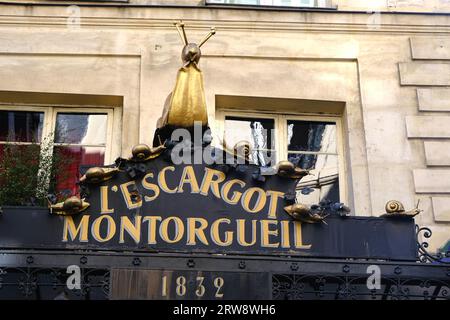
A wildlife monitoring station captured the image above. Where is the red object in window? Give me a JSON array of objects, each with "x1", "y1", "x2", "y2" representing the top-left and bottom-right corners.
[{"x1": 54, "y1": 146, "x2": 105, "y2": 197}]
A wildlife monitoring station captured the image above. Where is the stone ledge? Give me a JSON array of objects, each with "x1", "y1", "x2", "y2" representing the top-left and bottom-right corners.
[
  {"x1": 424, "y1": 141, "x2": 450, "y2": 166},
  {"x1": 406, "y1": 116, "x2": 450, "y2": 138},
  {"x1": 418, "y1": 88, "x2": 450, "y2": 112},
  {"x1": 411, "y1": 37, "x2": 450, "y2": 60},
  {"x1": 431, "y1": 197, "x2": 450, "y2": 222},
  {"x1": 413, "y1": 169, "x2": 450, "y2": 193},
  {"x1": 399, "y1": 63, "x2": 450, "y2": 86}
]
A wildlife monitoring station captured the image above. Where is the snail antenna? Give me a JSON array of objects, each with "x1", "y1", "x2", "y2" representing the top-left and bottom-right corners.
[
  {"x1": 199, "y1": 27, "x2": 216, "y2": 48},
  {"x1": 174, "y1": 21, "x2": 188, "y2": 46}
]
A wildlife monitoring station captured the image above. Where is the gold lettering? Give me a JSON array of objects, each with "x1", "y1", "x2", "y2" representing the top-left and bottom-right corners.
[
  {"x1": 120, "y1": 181, "x2": 142, "y2": 210},
  {"x1": 280, "y1": 220, "x2": 290, "y2": 248},
  {"x1": 91, "y1": 215, "x2": 116, "y2": 242},
  {"x1": 260, "y1": 220, "x2": 279, "y2": 248},
  {"x1": 266, "y1": 190, "x2": 284, "y2": 219},
  {"x1": 100, "y1": 186, "x2": 114, "y2": 214},
  {"x1": 158, "y1": 166, "x2": 177, "y2": 194},
  {"x1": 159, "y1": 217, "x2": 185, "y2": 243},
  {"x1": 294, "y1": 221, "x2": 312, "y2": 249},
  {"x1": 187, "y1": 217, "x2": 209, "y2": 245},
  {"x1": 63, "y1": 215, "x2": 90, "y2": 242},
  {"x1": 142, "y1": 172, "x2": 160, "y2": 202},
  {"x1": 200, "y1": 168, "x2": 226, "y2": 198},
  {"x1": 119, "y1": 216, "x2": 142, "y2": 244},
  {"x1": 142, "y1": 216, "x2": 162, "y2": 244},
  {"x1": 241, "y1": 187, "x2": 267, "y2": 213},
  {"x1": 220, "y1": 179, "x2": 245, "y2": 205},
  {"x1": 236, "y1": 219, "x2": 257, "y2": 246},
  {"x1": 210, "y1": 218, "x2": 233, "y2": 246},
  {"x1": 178, "y1": 166, "x2": 200, "y2": 193}
]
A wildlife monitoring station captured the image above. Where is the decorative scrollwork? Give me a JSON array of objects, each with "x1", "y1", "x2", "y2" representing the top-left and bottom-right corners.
[
  {"x1": 416, "y1": 225, "x2": 449, "y2": 264},
  {"x1": 272, "y1": 274, "x2": 450, "y2": 300},
  {"x1": 0, "y1": 267, "x2": 109, "y2": 300}
]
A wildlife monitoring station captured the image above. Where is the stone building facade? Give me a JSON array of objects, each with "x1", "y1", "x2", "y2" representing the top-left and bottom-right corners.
[{"x1": 0, "y1": 0, "x2": 449, "y2": 252}]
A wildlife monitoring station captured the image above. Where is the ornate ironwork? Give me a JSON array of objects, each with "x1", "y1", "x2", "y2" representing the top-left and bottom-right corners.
[
  {"x1": 0, "y1": 267, "x2": 109, "y2": 300},
  {"x1": 416, "y1": 225, "x2": 450, "y2": 264},
  {"x1": 272, "y1": 274, "x2": 450, "y2": 300}
]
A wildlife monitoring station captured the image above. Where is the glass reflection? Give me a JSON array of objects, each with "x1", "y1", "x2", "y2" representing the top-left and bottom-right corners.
[
  {"x1": 287, "y1": 120, "x2": 336, "y2": 154},
  {"x1": 287, "y1": 120, "x2": 339, "y2": 205},
  {"x1": 55, "y1": 113, "x2": 107, "y2": 145},
  {"x1": 293, "y1": 154, "x2": 340, "y2": 205},
  {"x1": 0, "y1": 111, "x2": 44, "y2": 142},
  {"x1": 224, "y1": 116, "x2": 275, "y2": 166},
  {"x1": 54, "y1": 146, "x2": 105, "y2": 196}
]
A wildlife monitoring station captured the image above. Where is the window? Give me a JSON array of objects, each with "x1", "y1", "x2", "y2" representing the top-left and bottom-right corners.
[
  {"x1": 224, "y1": 116, "x2": 276, "y2": 167},
  {"x1": 206, "y1": 0, "x2": 333, "y2": 8},
  {"x1": 218, "y1": 111, "x2": 345, "y2": 205},
  {"x1": 0, "y1": 106, "x2": 114, "y2": 198}
]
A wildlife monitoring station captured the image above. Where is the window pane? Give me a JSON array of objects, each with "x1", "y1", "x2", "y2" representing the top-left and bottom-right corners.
[
  {"x1": 0, "y1": 110, "x2": 44, "y2": 142},
  {"x1": 53, "y1": 146, "x2": 105, "y2": 197},
  {"x1": 290, "y1": 153, "x2": 339, "y2": 205},
  {"x1": 55, "y1": 113, "x2": 107, "y2": 145},
  {"x1": 287, "y1": 120, "x2": 337, "y2": 153},
  {"x1": 224, "y1": 116, "x2": 275, "y2": 166}
]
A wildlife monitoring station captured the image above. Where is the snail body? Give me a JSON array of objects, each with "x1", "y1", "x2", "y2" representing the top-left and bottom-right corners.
[
  {"x1": 276, "y1": 161, "x2": 309, "y2": 179},
  {"x1": 130, "y1": 144, "x2": 166, "y2": 162},
  {"x1": 80, "y1": 167, "x2": 119, "y2": 184},
  {"x1": 381, "y1": 200, "x2": 422, "y2": 218},
  {"x1": 284, "y1": 204, "x2": 328, "y2": 224},
  {"x1": 49, "y1": 196, "x2": 90, "y2": 216}
]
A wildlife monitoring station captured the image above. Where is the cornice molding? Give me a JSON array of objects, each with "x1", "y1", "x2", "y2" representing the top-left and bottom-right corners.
[{"x1": 0, "y1": 15, "x2": 450, "y2": 35}]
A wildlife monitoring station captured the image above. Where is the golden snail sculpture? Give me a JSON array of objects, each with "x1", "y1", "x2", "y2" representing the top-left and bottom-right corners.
[
  {"x1": 79, "y1": 167, "x2": 119, "y2": 184},
  {"x1": 130, "y1": 143, "x2": 166, "y2": 162},
  {"x1": 284, "y1": 204, "x2": 328, "y2": 224},
  {"x1": 233, "y1": 140, "x2": 251, "y2": 161},
  {"x1": 49, "y1": 196, "x2": 90, "y2": 216},
  {"x1": 381, "y1": 200, "x2": 422, "y2": 218},
  {"x1": 276, "y1": 161, "x2": 310, "y2": 179}
]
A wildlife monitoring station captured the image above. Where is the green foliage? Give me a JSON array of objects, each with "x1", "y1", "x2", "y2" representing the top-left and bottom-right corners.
[{"x1": 0, "y1": 134, "x2": 74, "y2": 206}]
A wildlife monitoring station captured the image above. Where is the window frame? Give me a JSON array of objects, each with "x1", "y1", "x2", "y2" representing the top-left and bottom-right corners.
[
  {"x1": 216, "y1": 109, "x2": 347, "y2": 204},
  {"x1": 51, "y1": 107, "x2": 115, "y2": 163},
  {"x1": 0, "y1": 105, "x2": 115, "y2": 165}
]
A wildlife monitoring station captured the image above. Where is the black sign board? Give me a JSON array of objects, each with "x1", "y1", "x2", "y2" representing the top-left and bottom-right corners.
[{"x1": 0, "y1": 153, "x2": 418, "y2": 261}]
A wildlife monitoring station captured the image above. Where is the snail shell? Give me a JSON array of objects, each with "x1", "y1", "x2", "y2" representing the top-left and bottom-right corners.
[
  {"x1": 84, "y1": 167, "x2": 106, "y2": 183},
  {"x1": 132, "y1": 144, "x2": 152, "y2": 160},
  {"x1": 63, "y1": 196, "x2": 83, "y2": 211},
  {"x1": 385, "y1": 200, "x2": 405, "y2": 213},
  {"x1": 233, "y1": 141, "x2": 251, "y2": 160},
  {"x1": 277, "y1": 161, "x2": 295, "y2": 175},
  {"x1": 50, "y1": 196, "x2": 90, "y2": 216}
]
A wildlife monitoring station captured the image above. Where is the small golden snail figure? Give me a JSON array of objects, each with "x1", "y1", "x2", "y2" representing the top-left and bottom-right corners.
[
  {"x1": 276, "y1": 160, "x2": 310, "y2": 179},
  {"x1": 284, "y1": 203, "x2": 329, "y2": 224},
  {"x1": 79, "y1": 167, "x2": 119, "y2": 184},
  {"x1": 381, "y1": 200, "x2": 422, "y2": 218},
  {"x1": 233, "y1": 140, "x2": 251, "y2": 161},
  {"x1": 49, "y1": 196, "x2": 90, "y2": 216},
  {"x1": 130, "y1": 143, "x2": 166, "y2": 162}
]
